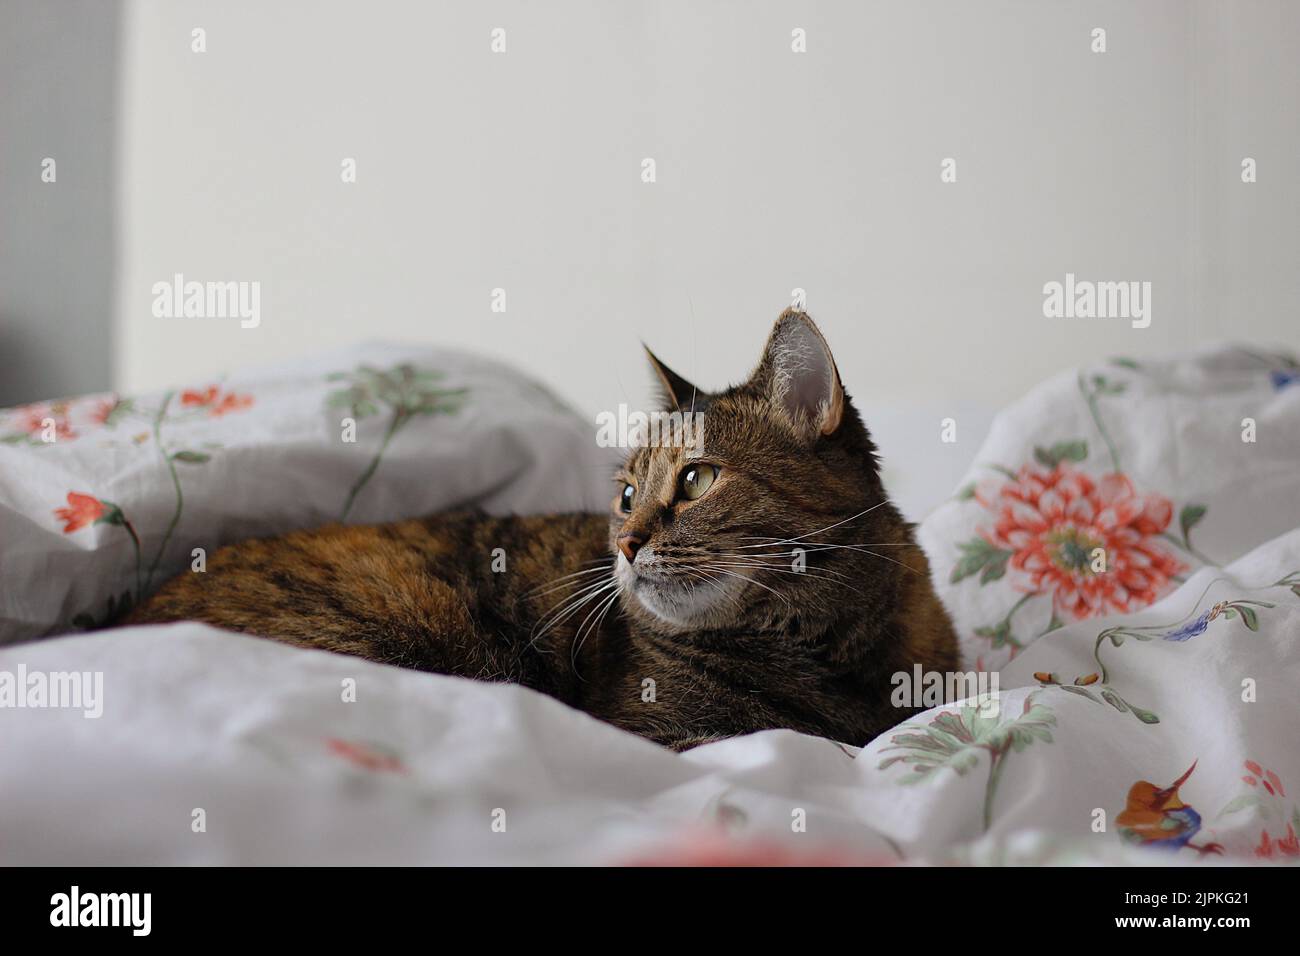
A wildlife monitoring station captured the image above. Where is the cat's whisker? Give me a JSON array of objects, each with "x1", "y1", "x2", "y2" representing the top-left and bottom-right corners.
[
  {"x1": 708, "y1": 562, "x2": 856, "y2": 589},
  {"x1": 526, "y1": 559, "x2": 613, "y2": 587},
  {"x1": 739, "y1": 537, "x2": 913, "y2": 548},
  {"x1": 532, "y1": 574, "x2": 614, "y2": 620},
  {"x1": 704, "y1": 547, "x2": 801, "y2": 559},
  {"x1": 526, "y1": 564, "x2": 612, "y2": 598},
  {"x1": 576, "y1": 585, "x2": 621, "y2": 645},
  {"x1": 681, "y1": 568, "x2": 745, "y2": 612},
  {"x1": 531, "y1": 590, "x2": 616, "y2": 656},
  {"x1": 528, "y1": 574, "x2": 609, "y2": 601},
  {"x1": 700, "y1": 550, "x2": 857, "y2": 583},
  {"x1": 535, "y1": 578, "x2": 618, "y2": 636},
  {"x1": 715, "y1": 537, "x2": 923, "y2": 577},
  {"x1": 763, "y1": 541, "x2": 924, "y2": 576},
  {"x1": 572, "y1": 584, "x2": 619, "y2": 647},
  {"x1": 529, "y1": 576, "x2": 619, "y2": 647},
  {"x1": 571, "y1": 586, "x2": 623, "y2": 677},
  {"x1": 728, "y1": 500, "x2": 891, "y2": 550},
  {"x1": 703, "y1": 560, "x2": 865, "y2": 596},
  {"x1": 706, "y1": 555, "x2": 848, "y2": 576},
  {"x1": 701, "y1": 564, "x2": 791, "y2": 607},
  {"x1": 846, "y1": 548, "x2": 920, "y2": 575},
  {"x1": 695, "y1": 546, "x2": 820, "y2": 563}
]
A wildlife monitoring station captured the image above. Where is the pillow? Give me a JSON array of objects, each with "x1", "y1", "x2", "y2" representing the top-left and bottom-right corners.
[
  {"x1": 0, "y1": 344, "x2": 615, "y2": 645},
  {"x1": 917, "y1": 344, "x2": 1300, "y2": 671}
]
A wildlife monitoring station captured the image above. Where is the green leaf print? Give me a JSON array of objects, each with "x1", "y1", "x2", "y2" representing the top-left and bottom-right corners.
[
  {"x1": 327, "y1": 364, "x2": 469, "y2": 521},
  {"x1": 879, "y1": 694, "x2": 1056, "y2": 832},
  {"x1": 950, "y1": 537, "x2": 1013, "y2": 585}
]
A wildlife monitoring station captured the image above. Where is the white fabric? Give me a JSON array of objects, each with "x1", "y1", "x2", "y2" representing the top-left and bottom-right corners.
[
  {"x1": 2, "y1": 345, "x2": 1298, "y2": 864},
  {"x1": 0, "y1": 344, "x2": 613, "y2": 644}
]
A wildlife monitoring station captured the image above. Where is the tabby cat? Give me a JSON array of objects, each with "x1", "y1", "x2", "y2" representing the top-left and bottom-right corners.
[{"x1": 127, "y1": 310, "x2": 959, "y2": 750}]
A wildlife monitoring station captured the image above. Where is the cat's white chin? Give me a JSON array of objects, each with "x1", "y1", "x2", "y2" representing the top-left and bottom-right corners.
[
  {"x1": 616, "y1": 551, "x2": 742, "y2": 626},
  {"x1": 631, "y1": 583, "x2": 716, "y2": 626}
]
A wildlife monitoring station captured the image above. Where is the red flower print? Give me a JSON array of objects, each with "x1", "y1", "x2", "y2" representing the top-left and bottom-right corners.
[
  {"x1": 54, "y1": 492, "x2": 108, "y2": 533},
  {"x1": 18, "y1": 403, "x2": 77, "y2": 441},
  {"x1": 976, "y1": 463, "x2": 1184, "y2": 619},
  {"x1": 1268, "y1": 770, "x2": 1285, "y2": 797},
  {"x1": 213, "y1": 393, "x2": 253, "y2": 416},
  {"x1": 1242, "y1": 760, "x2": 1286, "y2": 797},
  {"x1": 326, "y1": 738, "x2": 406, "y2": 774},
  {"x1": 1255, "y1": 823, "x2": 1300, "y2": 860},
  {"x1": 89, "y1": 399, "x2": 115, "y2": 425},
  {"x1": 180, "y1": 385, "x2": 219, "y2": 407},
  {"x1": 87, "y1": 395, "x2": 131, "y2": 426},
  {"x1": 181, "y1": 385, "x2": 253, "y2": 418}
]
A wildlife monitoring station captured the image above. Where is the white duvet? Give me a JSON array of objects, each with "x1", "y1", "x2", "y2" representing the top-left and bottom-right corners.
[{"x1": 2, "y1": 345, "x2": 1298, "y2": 865}]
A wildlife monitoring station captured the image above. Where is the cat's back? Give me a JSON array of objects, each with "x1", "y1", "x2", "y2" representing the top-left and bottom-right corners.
[
  {"x1": 127, "y1": 512, "x2": 474, "y2": 631},
  {"x1": 124, "y1": 511, "x2": 615, "y2": 685}
]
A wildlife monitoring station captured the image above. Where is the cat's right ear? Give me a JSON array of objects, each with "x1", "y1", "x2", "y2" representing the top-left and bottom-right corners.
[
  {"x1": 750, "y1": 309, "x2": 845, "y2": 439},
  {"x1": 643, "y1": 345, "x2": 705, "y2": 412}
]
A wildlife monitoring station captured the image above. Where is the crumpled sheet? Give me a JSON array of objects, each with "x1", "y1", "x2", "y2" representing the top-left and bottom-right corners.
[
  {"x1": 2, "y1": 345, "x2": 1298, "y2": 865},
  {"x1": 0, "y1": 343, "x2": 613, "y2": 644}
]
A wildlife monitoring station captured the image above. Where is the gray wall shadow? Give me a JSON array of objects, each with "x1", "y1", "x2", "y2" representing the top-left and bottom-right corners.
[{"x1": 0, "y1": 0, "x2": 120, "y2": 406}]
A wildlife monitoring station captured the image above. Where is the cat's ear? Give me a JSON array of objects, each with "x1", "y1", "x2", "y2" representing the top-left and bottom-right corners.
[
  {"x1": 643, "y1": 344, "x2": 705, "y2": 411},
  {"x1": 751, "y1": 309, "x2": 845, "y2": 438}
]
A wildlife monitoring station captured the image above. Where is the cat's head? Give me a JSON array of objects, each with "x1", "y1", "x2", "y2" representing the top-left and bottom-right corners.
[{"x1": 610, "y1": 309, "x2": 903, "y2": 636}]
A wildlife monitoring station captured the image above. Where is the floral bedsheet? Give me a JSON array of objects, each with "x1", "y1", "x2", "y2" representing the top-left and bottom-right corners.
[
  {"x1": 1, "y1": 345, "x2": 1298, "y2": 865},
  {"x1": 0, "y1": 344, "x2": 612, "y2": 644}
]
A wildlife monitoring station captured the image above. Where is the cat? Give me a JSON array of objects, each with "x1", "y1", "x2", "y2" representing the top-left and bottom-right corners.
[{"x1": 126, "y1": 309, "x2": 959, "y2": 750}]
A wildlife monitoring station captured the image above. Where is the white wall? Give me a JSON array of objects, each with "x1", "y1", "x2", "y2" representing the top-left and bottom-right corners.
[{"x1": 114, "y1": 0, "x2": 1300, "y2": 425}]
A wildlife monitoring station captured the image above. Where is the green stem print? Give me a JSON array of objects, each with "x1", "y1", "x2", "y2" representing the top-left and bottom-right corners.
[
  {"x1": 1160, "y1": 502, "x2": 1218, "y2": 566},
  {"x1": 1276, "y1": 570, "x2": 1300, "y2": 601},
  {"x1": 340, "y1": 409, "x2": 405, "y2": 522},
  {"x1": 1091, "y1": 575, "x2": 1283, "y2": 684},
  {"x1": 1078, "y1": 371, "x2": 1124, "y2": 473},
  {"x1": 145, "y1": 392, "x2": 183, "y2": 591},
  {"x1": 1032, "y1": 571, "x2": 1296, "y2": 728},
  {"x1": 878, "y1": 693, "x2": 1056, "y2": 834},
  {"x1": 328, "y1": 364, "x2": 468, "y2": 521},
  {"x1": 55, "y1": 383, "x2": 251, "y2": 627},
  {"x1": 123, "y1": 516, "x2": 143, "y2": 601},
  {"x1": 1031, "y1": 671, "x2": 1160, "y2": 725},
  {"x1": 971, "y1": 592, "x2": 1036, "y2": 653},
  {"x1": 64, "y1": 496, "x2": 143, "y2": 628},
  {"x1": 1033, "y1": 573, "x2": 1295, "y2": 726},
  {"x1": 982, "y1": 747, "x2": 1011, "y2": 833},
  {"x1": 142, "y1": 391, "x2": 219, "y2": 591}
]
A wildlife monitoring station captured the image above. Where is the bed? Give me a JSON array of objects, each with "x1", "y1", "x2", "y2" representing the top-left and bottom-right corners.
[{"x1": 2, "y1": 343, "x2": 1298, "y2": 865}]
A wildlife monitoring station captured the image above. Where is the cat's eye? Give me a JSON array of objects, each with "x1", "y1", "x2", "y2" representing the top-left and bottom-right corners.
[
  {"x1": 679, "y1": 464, "x2": 719, "y2": 501},
  {"x1": 619, "y1": 483, "x2": 635, "y2": 513}
]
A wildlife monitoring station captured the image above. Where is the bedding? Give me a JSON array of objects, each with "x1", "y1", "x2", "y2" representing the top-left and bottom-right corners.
[
  {"x1": 1, "y1": 344, "x2": 1298, "y2": 865},
  {"x1": 0, "y1": 344, "x2": 614, "y2": 644}
]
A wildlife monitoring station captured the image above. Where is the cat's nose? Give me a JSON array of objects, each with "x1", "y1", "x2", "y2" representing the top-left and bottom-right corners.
[{"x1": 617, "y1": 532, "x2": 646, "y2": 563}]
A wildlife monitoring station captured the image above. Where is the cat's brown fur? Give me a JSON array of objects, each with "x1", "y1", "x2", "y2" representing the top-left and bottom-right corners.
[{"x1": 126, "y1": 310, "x2": 959, "y2": 750}]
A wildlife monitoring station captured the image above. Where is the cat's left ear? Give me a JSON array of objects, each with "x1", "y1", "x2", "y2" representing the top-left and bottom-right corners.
[
  {"x1": 752, "y1": 309, "x2": 845, "y2": 438},
  {"x1": 643, "y1": 344, "x2": 706, "y2": 411}
]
